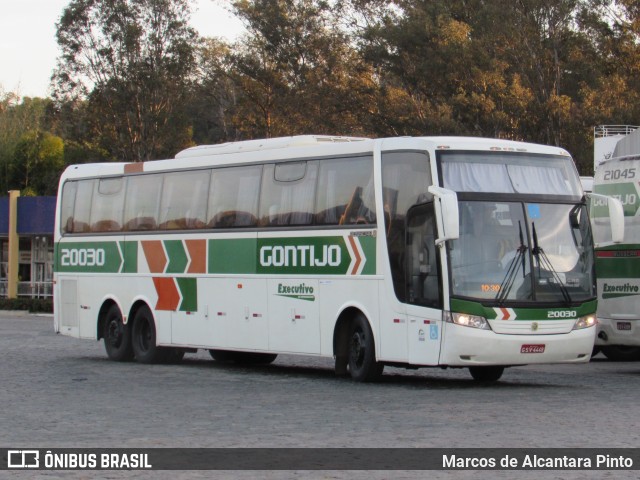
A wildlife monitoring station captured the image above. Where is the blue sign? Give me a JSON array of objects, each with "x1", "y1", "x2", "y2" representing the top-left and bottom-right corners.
[
  {"x1": 430, "y1": 324, "x2": 438, "y2": 340},
  {"x1": 527, "y1": 204, "x2": 541, "y2": 220}
]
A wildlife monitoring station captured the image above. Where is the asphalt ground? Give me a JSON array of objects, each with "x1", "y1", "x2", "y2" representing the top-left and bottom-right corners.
[{"x1": 2, "y1": 313, "x2": 639, "y2": 480}]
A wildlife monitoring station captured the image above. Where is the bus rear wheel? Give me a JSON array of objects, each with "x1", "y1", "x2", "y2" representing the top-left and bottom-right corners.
[
  {"x1": 469, "y1": 366, "x2": 504, "y2": 382},
  {"x1": 348, "y1": 314, "x2": 383, "y2": 382},
  {"x1": 103, "y1": 305, "x2": 133, "y2": 361},
  {"x1": 132, "y1": 306, "x2": 168, "y2": 364}
]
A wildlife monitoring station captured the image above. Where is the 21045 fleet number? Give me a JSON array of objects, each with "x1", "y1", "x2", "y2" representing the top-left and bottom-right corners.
[{"x1": 603, "y1": 168, "x2": 636, "y2": 180}]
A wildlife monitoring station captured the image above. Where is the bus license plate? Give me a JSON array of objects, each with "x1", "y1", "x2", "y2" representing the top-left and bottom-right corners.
[
  {"x1": 521, "y1": 344, "x2": 545, "y2": 354},
  {"x1": 617, "y1": 322, "x2": 632, "y2": 331}
]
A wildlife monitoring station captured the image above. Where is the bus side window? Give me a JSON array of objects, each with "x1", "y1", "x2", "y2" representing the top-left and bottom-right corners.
[
  {"x1": 259, "y1": 162, "x2": 317, "y2": 226},
  {"x1": 60, "y1": 181, "x2": 77, "y2": 234},
  {"x1": 123, "y1": 174, "x2": 162, "y2": 231},
  {"x1": 72, "y1": 180, "x2": 95, "y2": 233},
  {"x1": 159, "y1": 170, "x2": 209, "y2": 230},
  {"x1": 208, "y1": 165, "x2": 261, "y2": 228},
  {"x1": 90, "y1": 177, "x2": 125, "y2": 232},
  {"x1": 315, "y1": 156, "x2": 376, "y2": 226}
]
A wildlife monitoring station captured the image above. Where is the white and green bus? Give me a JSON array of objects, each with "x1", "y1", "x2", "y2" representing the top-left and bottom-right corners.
[
  {"x1": 54, "y1": 135, "x2": 609, "y2": 382},
  {"x1": 592, "y1": 155, "x2": 640, "y2": 360}
]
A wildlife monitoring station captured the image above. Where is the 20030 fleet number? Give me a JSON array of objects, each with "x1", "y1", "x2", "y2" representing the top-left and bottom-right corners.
[{"x1": 60, "y1": 248, "x2": 106, "y2": 267}]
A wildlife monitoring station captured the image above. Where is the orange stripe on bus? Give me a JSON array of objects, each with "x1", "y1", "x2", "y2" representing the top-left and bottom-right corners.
[
  {"x1": 141, "y1": 240, "x2": 167, "y2": 273},
  {"x1": 348, "y1": 236, "x2": 362, "y2": 275},
  {"x1": 185, "y1": 239, "x2": 207, "y2": 274},
  {"x1": 153, "y1": 277, "x2": 180, "y2": 311}
]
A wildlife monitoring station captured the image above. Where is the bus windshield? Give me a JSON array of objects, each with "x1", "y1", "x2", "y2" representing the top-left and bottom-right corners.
[
  {"x1": 450, "y1": 201, "x2": 595, "y2": 304},
  {"x1": 441, "y1": 151, "x2": 582, "y2": 197}
]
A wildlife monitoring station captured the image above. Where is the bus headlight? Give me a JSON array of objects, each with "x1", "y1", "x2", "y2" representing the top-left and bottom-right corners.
[
  {"x1": 573, "y1": 314, "x2": 597, "y2": 330},
  {"x1": 445, "y1": 312, "x2": 491, "y2": 330}
]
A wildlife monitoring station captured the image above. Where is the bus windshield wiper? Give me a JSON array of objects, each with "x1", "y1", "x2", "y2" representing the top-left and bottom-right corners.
[
  {"x1": 531, "y1": 222, "x2": 572, "y2": 304},
  {"x1": 495, "y1": 220, "x2": 528, "y2": 305}
]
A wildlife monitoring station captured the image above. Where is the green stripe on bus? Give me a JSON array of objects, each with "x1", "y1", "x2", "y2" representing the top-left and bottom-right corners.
[
  {"x1": 358, "y1": 235, "x2": 377, "y2": 275},
  {"x1": 120, "y1": 241, "x2": 138, "y2": 273},
  {"x1": 450, "y1": 298, "x2": 597, "y2": 320},
  {"x1": 56, "y1": 234, "x2": 377, "y2": 276},
  {"x1": 208, "y1": 238, "x2": 256, "y2": 274},
  {"x1": 176, "y1": 277, "x2": 197, "y2": 311},
  {"x1": 257, "y1": 236, "x2": 349, "y2": 275},
  {"x1": 596, "y1": 256, "x2": 640, "y2": 279},
  {"x1": 596, "y1": 243, "x2": 640, "y2": 251},
  {"x1": 164, "y1": 240, "x2": 189, "y2": 274},
  {"x1": 55, "y1": 241, "x2": 122, "y2": 273},
  {"x1": 593, "y1": 183, "x2": 640, "y2": 217}
]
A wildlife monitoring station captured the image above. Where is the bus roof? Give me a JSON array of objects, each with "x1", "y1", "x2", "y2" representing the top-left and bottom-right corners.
[
  {"x1": 175, "y1": 135, "x2": 369, "y2": 158},
  {"x1": 596, "y1": 154, "x2": 640, "y2": 168},
  {"x1": 59, "y1": 135, "x2": 572, "y2": 180}
]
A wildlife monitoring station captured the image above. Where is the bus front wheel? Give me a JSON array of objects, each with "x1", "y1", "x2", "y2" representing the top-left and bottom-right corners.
[
  {"x1": 348, "y1": 314, "x2": 383, "y2": 382},
  {"x1": 103, "y1": 305, "x2": 134, "y2": 361},
  {"x1": 469, "y1": 366, "x2": 504, "y2": 382}
]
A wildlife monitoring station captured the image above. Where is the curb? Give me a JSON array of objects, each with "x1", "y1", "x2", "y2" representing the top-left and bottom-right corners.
[{"x1": 0, "y1": 310, "x2": 30, "y2": 316}]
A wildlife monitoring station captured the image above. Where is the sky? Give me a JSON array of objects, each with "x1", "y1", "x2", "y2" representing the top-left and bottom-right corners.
[{"x1": 0, "y1": 0, "x2": 245, "y2": 98}]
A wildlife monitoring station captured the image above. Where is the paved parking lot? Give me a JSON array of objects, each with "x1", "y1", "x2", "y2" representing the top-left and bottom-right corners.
[{"x1": 2, "y1": 313, "x2": 640, "y2": 479}]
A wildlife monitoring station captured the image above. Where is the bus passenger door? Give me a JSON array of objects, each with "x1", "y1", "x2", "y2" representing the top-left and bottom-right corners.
[{"x1": 406, "y1": 204, "x2": 443, "y2": 365}]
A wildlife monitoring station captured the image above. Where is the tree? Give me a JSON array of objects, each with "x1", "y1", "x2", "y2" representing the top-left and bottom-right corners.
[
  {"x1": 0, "y1": 95, "x2": 55, "y2": 193},
  {"x1": 10, "y1": 131, "x2": 65, "y2": 195},
  {"x1": 347, "y1": 0, "x2": 619, "y2": 172},
  {"x1": 221, "y1": 0, "x2": 376, "y2": 138},
  {"x1": 348, "y1": 0, "x2": 507, "y2": 136},
  {"x1": 53, "y1": 0, "x2": 199, "y2": 161},
  {"x1": 189, "y1": 38, "x2": 241, "y2": 144}
]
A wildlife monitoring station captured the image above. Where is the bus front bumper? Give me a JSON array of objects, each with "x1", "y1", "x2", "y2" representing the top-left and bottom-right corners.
[
  {"x1": 595, "y1": 317, "x2": 640, "y2": 347},
  {"x1": 439, "y1": 323, "x2": 596, "y2": 366}
]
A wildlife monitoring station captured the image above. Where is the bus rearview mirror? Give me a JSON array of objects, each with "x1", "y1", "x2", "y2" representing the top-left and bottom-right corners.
[
  {"x1": 428, "y1": 186, "x2": 459, "y2": 244},
  {"x1": 588, "y1": 193, "x2": 625, "y2": 244}
]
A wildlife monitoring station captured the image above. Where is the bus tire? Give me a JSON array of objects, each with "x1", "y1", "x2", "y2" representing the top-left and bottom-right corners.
[
  {"x1": 601, "y1": 346, "x2": 640, "y2": 362},
  {"x1": 131, "y1": 306, "x2": 167, "y2": 364},
  {"x1": 469, "y1": 366, "x2": 504, "y2": 382},
  {"x1": 348, "y1": 314, "x2": 383, "y2": 382},
  {"x1": 103, "y1": 305, "x2": 134, "y2": 361}
]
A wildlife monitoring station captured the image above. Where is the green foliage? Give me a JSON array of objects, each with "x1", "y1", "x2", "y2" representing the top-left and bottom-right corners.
[
  {"x1": 10, "y1": 130, "x2": 65, "y2": 195},
  {"x1": 53, "y1": 0, "x2": 199, "y2": 161},
  {"x1": 0, "y1": 96, "x2": 55, "y2": 193},
  {"x1": 0, "y1": 298, "x2": 53, "y2": 313},
  {"x1": 223, "y1": 0, "x2": 375, "y2": 138},
  {"x1": 4, "y1": 0, "x2": 640, "y2": 181}
]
